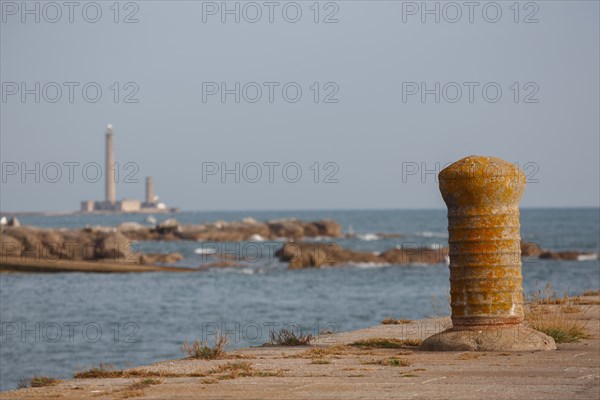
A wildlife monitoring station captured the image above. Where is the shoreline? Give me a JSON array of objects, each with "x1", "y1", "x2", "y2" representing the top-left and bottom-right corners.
[
  {"x1": 2, "y1": 206, "x2": 599, "y2": 216},
  {"x1": 0, "y1": 256, "x2": 193, "y2": 273},
  {"x1": 2, "y1": 295, "x2": 598, "y2": 399}
]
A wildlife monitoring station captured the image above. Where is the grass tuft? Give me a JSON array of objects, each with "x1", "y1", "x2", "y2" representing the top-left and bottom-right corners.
[
  {"x1": 17, "y1": 378, "x2": 29, "y2": 389},
  {"x1": 269, "y1": 328, "x2": 312, "y2": 346},
  {"x1": 209, "y1": 362, "x2": 253, "y2": 377},
  {"x1": 311, "y1": 358, "x2": 331, "y2": 364},
  {"x1": 366, "y1": 357, "x2": 412, "y2": 367},
  {"x1": 526, "y1": 283, "x2": 590, "y2": 343},
  {"x1": 74, "y1": 363, "x2": 123, "y2": 379},
  {"x1": 254, "y1": 370, "x2": 284, "y2": 377},
  {"x1": 582, "y1": 290, "x2": 600, "y2": 296},
  {"x1": 207, "y1": 362, "x2": 283, "y2": 380},
  {"x1": 181, "y1": 334, "x2": 227, "y2": 359},
  {"x1": 30, "y1": 376, "x2": 61, "y2": 387},
  {"x1": 532, "y1": 325, "x2": 589, "y2": 343},
  {"x1": 16, "y1": 375, "x2": 62, "y2": 389},
  {"x1": 381, "y1": 318, "x2": 413, "y2": 325},
  {"x1": 298, "y1": 345, "x2": 353, "y2": 359}
]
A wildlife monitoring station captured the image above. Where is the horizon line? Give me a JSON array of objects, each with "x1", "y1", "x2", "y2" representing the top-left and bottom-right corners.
[{"x1": 3, "y1": 205, "x2": 599, "y2": 216}]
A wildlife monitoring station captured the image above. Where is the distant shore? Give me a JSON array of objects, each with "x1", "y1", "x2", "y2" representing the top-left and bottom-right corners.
[
  {"x1": 0, "y1": 256, "x2": 192, "y2": 273},
  {"x1": 2, "y1": 216, "x2": 598, "y2": 273}
]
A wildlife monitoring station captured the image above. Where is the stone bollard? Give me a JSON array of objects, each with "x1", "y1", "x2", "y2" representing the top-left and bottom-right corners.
[{"x1": 421, "y1": 156, "x2": 556, "y2": 351}]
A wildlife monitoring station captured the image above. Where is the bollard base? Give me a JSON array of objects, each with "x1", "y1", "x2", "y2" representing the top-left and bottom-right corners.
[{"x1": 420, "y1": 325, "x2": 556, "y2": 351}]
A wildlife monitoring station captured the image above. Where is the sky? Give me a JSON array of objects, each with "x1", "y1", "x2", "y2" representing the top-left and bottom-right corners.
[{"x1": 1, "y1": 0, "x2": 599, "y2": 212}]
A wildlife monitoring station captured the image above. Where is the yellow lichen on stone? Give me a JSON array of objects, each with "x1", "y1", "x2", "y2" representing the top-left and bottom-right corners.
[{"x1": 439, "y1": 156, "x2": 526, "y2": 327}]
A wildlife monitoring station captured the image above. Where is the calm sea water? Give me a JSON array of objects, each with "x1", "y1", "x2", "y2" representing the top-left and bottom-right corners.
[{"x1": 1, "y1": 209, "x2": 598, "y2": 391}]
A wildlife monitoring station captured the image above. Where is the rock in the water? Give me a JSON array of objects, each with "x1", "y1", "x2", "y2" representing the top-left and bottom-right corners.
[
  {"x1": 275, "y1": 242, "x2": 446, "y2": 269},
  {"x1": 0, "y1": 233, "x2": 23, "y2": 256},
  {"x1": 96, "y1": 232, "x2": 135, "y2": 262},
  {"x1": 521, "y1": 240, "x2": 542, "y2": 257},
  {"x1": 539, "y1": 250, "x2": 592, "y2": 260},
  {"x1": 8, "y1": 217, "x2": 20, "y2": 227},
  {"x1": 155, "y1": 218, "x2": 179, "y2": 234}
]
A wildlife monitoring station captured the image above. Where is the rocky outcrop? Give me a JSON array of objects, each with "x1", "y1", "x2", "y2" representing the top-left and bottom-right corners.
[
  {"x1": 520, "y1": 241, "x2": 542, "y2": 257},
  {"x1": 275, "y1": 242, "x2": 448, "y2": 269},
  {"x1": 538, "y1": 251, "x2": 598, "y2": 261},
  {"x1": 276, "y1": 240, "x2": 598, "y2": 269},
  {"x1": 116, "y1": 218, "x2": 341, "y2": 242},
  {"x1": 0, "y1": 226, "x2": 180, "y2": 266},
  {"x1": 7, "y1": 217, "x2": 20, "y2": 227},
  {"x1": 520, "y1": 241, "x2": 598, "y2": 260},
  {"x1": 96, "y1": 232, "x2": 134, "y2": 260},
  {"x1": 0, "y1": 219, "x2": 341, "y2": 267}
]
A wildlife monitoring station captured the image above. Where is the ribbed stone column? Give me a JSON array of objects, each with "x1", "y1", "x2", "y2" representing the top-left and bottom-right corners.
[{"x1": 421, "y1": 156, "x2": 555, "y2": 351}]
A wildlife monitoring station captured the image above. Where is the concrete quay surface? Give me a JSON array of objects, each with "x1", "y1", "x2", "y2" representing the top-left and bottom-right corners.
[{"x1": 2, "y1": 298, "x2": 598, "y2": 400}]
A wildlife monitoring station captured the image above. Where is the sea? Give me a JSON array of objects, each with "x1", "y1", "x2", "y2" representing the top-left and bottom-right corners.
[{"x1": 1, "y1": 208, "x2": 598, "y2": 391}]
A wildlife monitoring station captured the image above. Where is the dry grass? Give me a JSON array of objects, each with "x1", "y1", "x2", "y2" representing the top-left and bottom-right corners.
[
  {"x1": 73, "y1": 359, "x2": 282, "y2": 387},
  {"x1": 297, "y1": 345, "x2": 354, "y2": 359},
  {"x1": 181, "y1": 334, "x2": 227, "y2": 359},
  {"x1": 534, "y1": 324, "x2": 588, "y2": 343},
  {"x1": 208, "y1": 362, "x2": 283, "y2": 380},
  {"x1": 113, "y1": 378, "x2": 163, "y2": 399},
  {"x1": 365, "y1": 357, "x2": 412, "y2": 367},
  {"x1": 381, "y1": 318, "x2": 413, "y2": 325},
  {"x1": 574, "y1": 298, "x2": 600, "y2": 305},
  {"x1": 139, "y1": 378, "x2": 162, "y2": 386},
  {"x1": 75, "y1": 365, "x2": 208, "y2": 380},
  {"x1": 17, "y1": 376, "x2": 62, "y2": 388},
  {"x1": 255, "y1": 370, "x2": 285, "y2": 377},
  {"x1": 209, "y1": 362, "x2": 254, "y2": 378},
  {"x1": 74, "y1": 363, "x2": 123, "y2": 379},
  {"x1": 582, "y1": 290, "x2": 600, "y2": 296},
  {"x1": 526, "y1": 284, "x2": 590, "y2": 343},
  {"x1": 350, "y1": 338, "x2": 422, "y2": 349},
  {"x1": 311, "y1": 358, "x2": 332, "y2": 364},
  {"x1": 381, "y1": 357, "x2": 412, "y2": 367},
  {"x1": 17, "y1": 378, "x2": 29, "y2": 389},
  {"x1": 125, "y1": 370, "x2": 170, "y2": 378},
  {"x1": 269, "y1": 328, "x2": 312, "y2": 346}
]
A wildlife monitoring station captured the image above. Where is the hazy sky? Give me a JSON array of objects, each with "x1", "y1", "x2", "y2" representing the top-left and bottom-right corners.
[{"x1": 1, "y1": 1, "x2": 599, "y2": 212}]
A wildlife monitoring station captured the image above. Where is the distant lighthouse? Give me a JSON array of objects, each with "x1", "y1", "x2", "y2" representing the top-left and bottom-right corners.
[
  {"x1": 79, "y1": 124, "x2": 175, "y2": 213},
  {"x1": 105, "y1": 124, "x2": 116, "y2": 205},
  {"x1": 145, "y1": 176, "x2": 154, "y2": 206}
]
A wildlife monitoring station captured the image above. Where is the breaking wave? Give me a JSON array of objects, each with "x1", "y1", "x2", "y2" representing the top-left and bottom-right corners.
[
  {"x1": 356, "y1": 233, "x2": 381, "y2": 241},
  {"x1": 417, "y1": 231, "x2": 448, "y2": 238}
]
